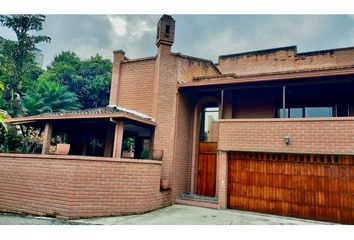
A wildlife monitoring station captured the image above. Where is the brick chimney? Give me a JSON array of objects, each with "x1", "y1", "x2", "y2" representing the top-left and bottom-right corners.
[
  {"x1": 156, "y1": 14, "x2": 175, "y2": 51},
  {"x1": 109, "y1": 50, "x2": 126, "y2": 106},
  {"x1": 152, "y1": 15, "x2": 177, "y2": 188}
]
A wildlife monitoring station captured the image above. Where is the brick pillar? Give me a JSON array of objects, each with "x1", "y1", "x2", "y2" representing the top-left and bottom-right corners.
[
  {"x1": 41, "y1": 123, "x2": 52, "y2": 155},
  {"x1": 112, "y1": 121, "x2": 124, "y2": 158},
  {"x1": 109, "y1": 50, "x2": 126, "y2": 106},
  {"x1": 218, "y1": 151, "x2": 228, "y2": 209}
]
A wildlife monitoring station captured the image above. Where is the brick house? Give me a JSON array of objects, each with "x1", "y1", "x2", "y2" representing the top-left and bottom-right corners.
[{"x1": 1, "y1": 15, "x2": 354, "y2": 223}]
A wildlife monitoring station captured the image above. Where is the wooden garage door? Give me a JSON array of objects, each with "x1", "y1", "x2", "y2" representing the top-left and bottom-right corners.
[{"x1": 228, "y1": 152, "x2": 354, "y2": 224}]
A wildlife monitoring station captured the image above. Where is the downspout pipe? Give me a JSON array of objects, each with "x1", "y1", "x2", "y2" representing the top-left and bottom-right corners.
[
  {"x1": 282, "y1": 85, "x2": 286, "y2": 118},
  {"x1": 220, "y1": 89, "x2": 224, "y2": 119}
]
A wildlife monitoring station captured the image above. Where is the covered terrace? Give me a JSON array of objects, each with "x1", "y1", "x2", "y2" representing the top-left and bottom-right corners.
[{"x1": 5, "y1": 105, "x2": 156, "y2": 159}]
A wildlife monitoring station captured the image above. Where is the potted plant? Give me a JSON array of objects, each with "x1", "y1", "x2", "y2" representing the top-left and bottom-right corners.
[
  {"x1": 152, "y1": 149, "x2": 163, "y2": 160},
  {"x1": 55, "y1": 133, "x2": 70, "y2": 155},
  {"x1": 160, "y1": 178, "x2": 169, "y2": 190},
  {"x1": 122, "y1": 137, "x2": 134, "y2": 158},
  {"x1": 89, "y1": 138, "x2": 103, "y2": 156}
]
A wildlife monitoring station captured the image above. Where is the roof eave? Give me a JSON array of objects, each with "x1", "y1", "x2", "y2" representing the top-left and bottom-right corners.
[
  {"x1": 179, "y1": 66, "x2": 354, "y2": 89},
  {"x1": 5, "y1": 112, "x2": 156, "y2": 126}
]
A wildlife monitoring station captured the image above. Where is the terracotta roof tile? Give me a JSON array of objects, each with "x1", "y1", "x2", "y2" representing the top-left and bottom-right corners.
[
  {"x1": 39, "y1": 105, "x2": 154, "y2": 122},
  {"x1": 6, "y1": 106, "x2": 155, "y2": 125}
]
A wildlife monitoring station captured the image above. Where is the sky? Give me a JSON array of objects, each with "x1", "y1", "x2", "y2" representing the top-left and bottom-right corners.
[{"x1": 1, "y1": 15, "x2": 354, "y2": 68}]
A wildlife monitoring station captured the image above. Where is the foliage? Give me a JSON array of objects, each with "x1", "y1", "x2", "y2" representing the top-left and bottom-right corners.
[
  {"x1": 0, "y1": 15, "x2": 113, "y2": 153},
  {"x1": 21, "y1": 79, "x2": 81, "y2": 116},
  {"x1": 0, "y1": 14, "x2": 51, "y2": 116},
  {"x1": 0, "y1": 125, "x2": 42, "y2": 154},
  {"x1": 122, "y1": 137, "x2": 135, "y2": 151},
  {"x1": 0, "y1": 126, "x2": 20, "y2": 153},
  {"x1": 21, "y1": 64, "x2": 44, "y2": 92},
  {"x1": 19, "y1": 129, "x2": 42, "y2": 153},
  {"x1": 0, "y1": 81, "x2": 11, "y2": 151},
  {"x1": 51, "y1": 133, "x2": 69, "y2": 144},
  {"x1": 89, "y1": 138, "x2": 104, "y2": 156},
  {"x1": 0, "y1": 109, "x2": 10, "y2": 123},
  {"x1": 42, "y1": 51, "x2": 112, "y2": 109},
  {"x1": 140, "y1": 150, "x2": 149, "y2": 159}
]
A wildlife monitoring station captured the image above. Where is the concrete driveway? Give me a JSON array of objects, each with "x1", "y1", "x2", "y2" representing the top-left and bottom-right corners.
[
  {"x1": 72, "y1": 204, "x2": 332, "y2": 225},
  {"x1": 0, "y1": 205, "x2": 333, "y2": 225},
  {"x1": 0, "y1": 212, "x2": 83, "y2": 225}
]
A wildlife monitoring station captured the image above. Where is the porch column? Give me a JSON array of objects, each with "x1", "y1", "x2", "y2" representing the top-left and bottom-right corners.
[
  {"x1": 112, "y1": 121, "x2": 124, "y2": 158},
  {"x1": 41, "y1": 123, "x2": 52, "y2": 155},
  {"x1": 218, "y1": 151, "x2": 228, "y2": 209},
  {"x1": 104, "y1": 124, "x2": 115, "y2": 157}
]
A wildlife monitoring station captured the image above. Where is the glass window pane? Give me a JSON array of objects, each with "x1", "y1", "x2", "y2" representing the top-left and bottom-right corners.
[
  {"x1": 277, "y1": 108, "x2": 288, "y2": 118},
  {"x1": 305, "y1": 107, "x2": 333, "y2": 117},
  {"x1": 205, "y1": 107, "x2": 219, "y2": 112},
  {"x1": 200, "y1": 106, "x2": 219, "y2": 142},
  {"x1": 290, "y1": 108, "x2": 303, "y2": 118}
]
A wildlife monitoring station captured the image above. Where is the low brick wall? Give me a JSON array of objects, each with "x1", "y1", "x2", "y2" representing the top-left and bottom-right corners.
[
  {"x1": 218, "y1": 117, "x2": 354, "y2": 154},
  {"x1": 0, "y1": 154, "x2": 170, "y2": 219}
]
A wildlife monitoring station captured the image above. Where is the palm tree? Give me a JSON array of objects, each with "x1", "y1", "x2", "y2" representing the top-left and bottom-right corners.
[{"x1": 21, "y1": 79, "x2": 81, "y2": 116}]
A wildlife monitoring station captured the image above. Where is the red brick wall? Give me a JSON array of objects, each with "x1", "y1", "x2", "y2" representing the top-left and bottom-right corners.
[
  {"x1": 232, "y1": 89, "x2": 276, "y2": 119},
  {"x1": 152, "y1": 44, "x2": 178, "y2": 186},
  {"x1": 172, "y1": 93, "x2": 193, "y2": 201},
  {"x1": 117, "y1": 58, "x2": 156, "y2": 117},
  {"x1": 218, "y1": 118, "x2": 354, "y2": 154},
  {"x1": 218, "y1": 47, "x2": 354, "y2": 76},
  {"x1": 177, "y1": 56, "x2": 220, "y2": 83},
  {"x1": 0, "y1": 154, "x2": 170, "y2": 219}
]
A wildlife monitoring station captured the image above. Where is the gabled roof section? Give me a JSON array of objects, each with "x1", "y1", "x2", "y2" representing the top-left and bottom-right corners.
[
  {"x1": 174, "y1": 52, "x2": 222, "y2": 75},
  {"x1": 5, "y1": 106, "x2": 156, "y2": 126}
]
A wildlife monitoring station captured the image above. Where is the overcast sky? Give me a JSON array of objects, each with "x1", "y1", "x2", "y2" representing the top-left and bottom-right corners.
[{"x1": 1, "y1": 15, "x2": 354, "y2": 68}]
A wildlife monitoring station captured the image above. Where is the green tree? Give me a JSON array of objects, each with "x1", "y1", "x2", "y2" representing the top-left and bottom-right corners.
[
  {"x1": 78, "y1": 54, "x2": 112, "y2": 108},
  {"x1": 21, "y1": 78, "x2": 81, "y2": 116},
  {"x1": 0, "y1": 14, "x2": 51, "y2": 116},
  {"x1": 0, "y1": 81, "x2": 11, "y2": 152},
  {"x1": 0, "y1": 81, "x2": 10, "y2": 121},
  {"x1": 42, "y1": 51, "x2": 112, "y2": 109}
]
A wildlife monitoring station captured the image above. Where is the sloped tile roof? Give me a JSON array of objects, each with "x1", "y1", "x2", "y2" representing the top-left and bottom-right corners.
[{"x1": 6, "y1": 105, "x2": 155, "y2": 125}]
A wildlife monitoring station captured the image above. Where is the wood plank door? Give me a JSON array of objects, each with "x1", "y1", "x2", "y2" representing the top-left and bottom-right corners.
[{"x1": 197, "y1": 142, "x2": 217, "y2": 197}]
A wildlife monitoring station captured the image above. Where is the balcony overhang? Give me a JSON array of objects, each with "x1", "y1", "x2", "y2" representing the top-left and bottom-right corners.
[{"x1": 178, "y1": 66, "x2": 354, "y2": 90}]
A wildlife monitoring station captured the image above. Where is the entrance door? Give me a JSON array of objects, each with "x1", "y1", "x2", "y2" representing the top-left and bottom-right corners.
[{"x1": 197, "y1": 142, "x2": 217, "y2": 196}]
